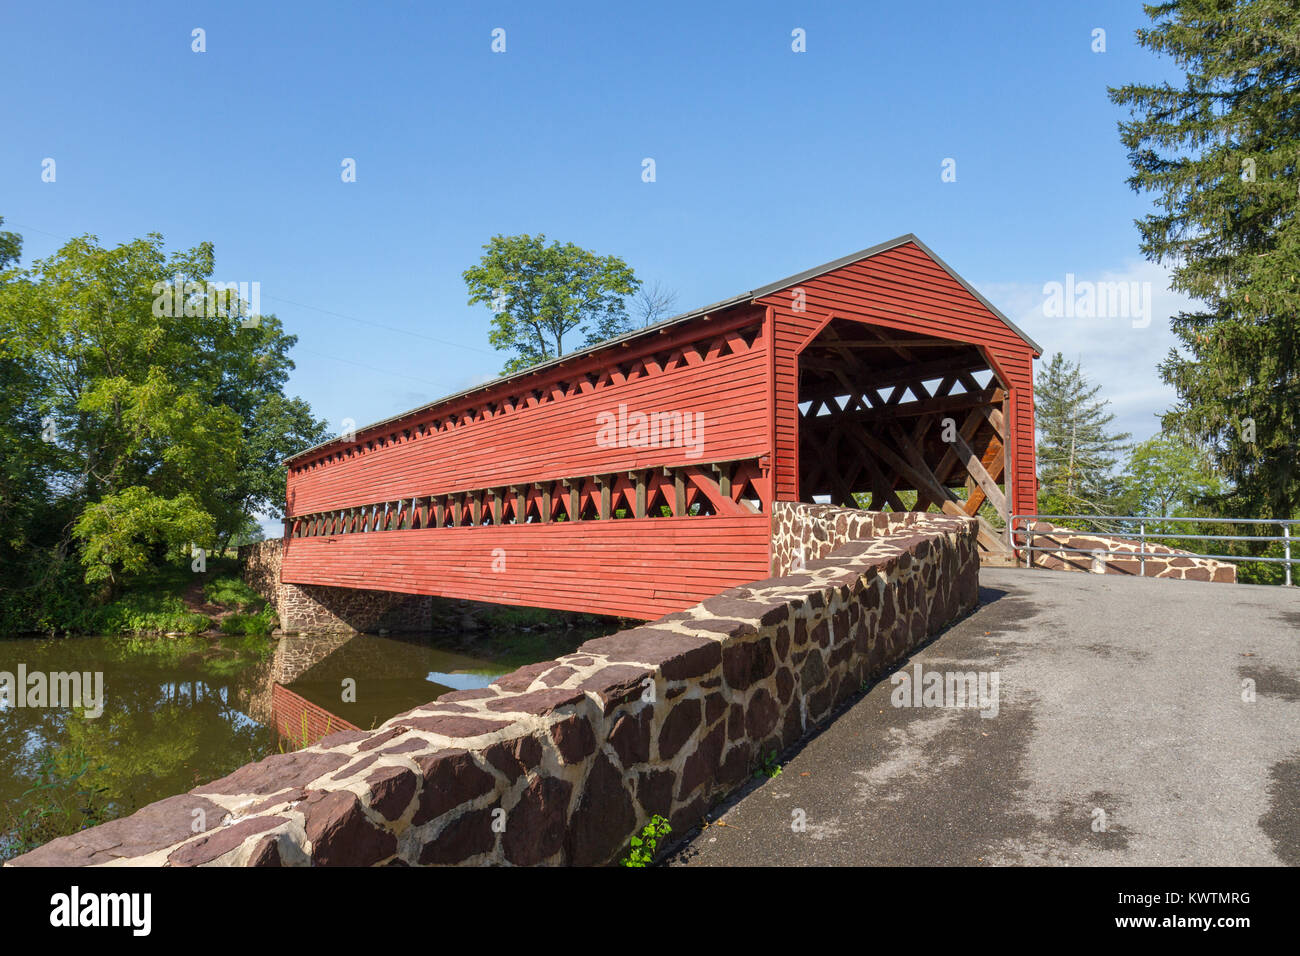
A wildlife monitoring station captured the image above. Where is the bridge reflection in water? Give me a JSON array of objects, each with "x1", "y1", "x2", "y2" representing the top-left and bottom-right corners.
[{"x1": 245, "y1": 628, "x2": 609, "y2": 745}]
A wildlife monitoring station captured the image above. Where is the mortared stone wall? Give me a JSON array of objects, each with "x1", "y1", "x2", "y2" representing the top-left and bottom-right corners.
[{"x1": 1020, "y1": 520, "x2": 1236, "y2": 583}]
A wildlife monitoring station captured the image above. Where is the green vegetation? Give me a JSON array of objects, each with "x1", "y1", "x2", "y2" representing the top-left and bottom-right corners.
[
  {"x1": 621, "y1": 814, "x2": 672, "y2": 867},
  {"x1": 0, "y1": 221, "x2": 327, "y2": 635},
  {"x1": 1, "y1": 745, "x2": 111, "y2": 860},
  {"x1": 219, "y1": 606, "x2": 278, "y2": 637},
  {"x1": 279, "y1": 712, "x2": 321, "y2": 753},
  {"x1": 1035, "y1": 353, "x2": 1131, "y2": 520},
  {"x1": 203, "y1": 573, "x2": 266, "y2": 610},
  {"x1": 94, "y1": 594, "x2": 211, "y2": 636},
  {"x1": 754, "y1": 750, "x2": 783, "y2": 779},
  {"x1": 1109, "y1": 0, "x2": 1300, "y2": 533},
  {"x1": 463, "y1": 233, "x2": 641, "y2": 374},
  {"x1": 15, "y1": 554, "x2": 280, "y2": 637}
]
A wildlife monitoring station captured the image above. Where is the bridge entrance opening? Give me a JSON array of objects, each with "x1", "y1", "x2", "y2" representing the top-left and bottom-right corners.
[{"x1": 795, "y1": 317, "x2": 1013, "y2": 553}]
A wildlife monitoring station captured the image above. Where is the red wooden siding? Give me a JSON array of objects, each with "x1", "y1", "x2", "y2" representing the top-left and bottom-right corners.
[
  {"x1": 287, "y1": 308, "x2": 770, "y2": 516},
  {"x1": 279, "y1": 516, "x2": 772, "y2": 620},
  {"x1": 272, "y1": 683, "x2": 358, "y2": 745},
  {"x1": 757, "y1": 241, "x2": 1039, "y2": 518}
]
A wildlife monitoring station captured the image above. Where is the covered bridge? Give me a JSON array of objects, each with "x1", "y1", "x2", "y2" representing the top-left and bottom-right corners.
[{"x1": 280, "y1": 234, "x2": 1041, "y2": 619}]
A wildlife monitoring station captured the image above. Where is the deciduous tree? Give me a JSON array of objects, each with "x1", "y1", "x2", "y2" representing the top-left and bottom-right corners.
[{"x1": 463, "y1": 234, "x2": 640, "y2": 374}]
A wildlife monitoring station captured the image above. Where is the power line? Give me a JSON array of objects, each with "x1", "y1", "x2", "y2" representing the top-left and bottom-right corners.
[
  {"x1": 262, "y1": 294, "x2": 492, "y2": 354},
  {"x1": 294, "y1": 347, "x2": 445, "y2": 389}
]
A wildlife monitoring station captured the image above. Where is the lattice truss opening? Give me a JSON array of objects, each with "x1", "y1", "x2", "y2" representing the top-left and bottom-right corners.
[{"x1": 797, "y1": 318, "x2": 1012, "y2": 551}]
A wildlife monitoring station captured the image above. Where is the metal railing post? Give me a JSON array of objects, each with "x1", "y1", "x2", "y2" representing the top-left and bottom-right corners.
[
  {"x1": 1285, "y1": 522, "x2": 1293, "y2": 588},
  {"x1": 1139, "y1": 520, "x2": 1146, "y2": 578}
]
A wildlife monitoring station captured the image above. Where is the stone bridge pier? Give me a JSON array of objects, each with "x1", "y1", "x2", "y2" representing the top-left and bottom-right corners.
[{"x1": 240, "y1": 539, "x2": 433, "y2": 634}]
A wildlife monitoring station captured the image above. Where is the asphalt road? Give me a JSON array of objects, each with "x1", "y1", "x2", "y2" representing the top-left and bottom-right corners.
[{"x1": 665, "y1": 568, "x2": 1300, "y2": 867}]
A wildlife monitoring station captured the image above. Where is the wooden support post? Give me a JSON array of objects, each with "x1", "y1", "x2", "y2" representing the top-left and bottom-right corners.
[
  {"x1": 565, "y1": 480, "x2": 580, "y2": 522},
  {"x1": 715, "y1": 462, "x2": 732, "y2": 500},
  {"x1": 633, "y1": 471, "x2": 647, "y2": 519},
  {"x1": 1002, "y1": 391, "x2": 1014, "y2": 545}
]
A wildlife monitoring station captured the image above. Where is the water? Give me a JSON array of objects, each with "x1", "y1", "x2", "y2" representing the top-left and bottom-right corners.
[{"x1": 0, "y1": 623, "x2": 612, "y2": 860}]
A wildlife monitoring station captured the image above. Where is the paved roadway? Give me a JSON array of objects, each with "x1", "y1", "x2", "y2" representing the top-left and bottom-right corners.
[{"x1": 665, "y1": 568, "x2": 1299, "y2": 867}]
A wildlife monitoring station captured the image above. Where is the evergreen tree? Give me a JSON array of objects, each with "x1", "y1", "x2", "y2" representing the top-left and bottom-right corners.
[
  {"x1": 1109, "y1": 0, "x2": 1300, "y2": 521},
  {"x1": 1035, "y1": 353, "x2": 1132, "y2": 514}
]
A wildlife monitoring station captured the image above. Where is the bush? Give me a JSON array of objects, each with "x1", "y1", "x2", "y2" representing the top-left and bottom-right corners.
[
  {"x1": 203, "y1": 574, "x2": 265, "y2": 611},
  {"x1": 91, "y1": 593, "x2": 211, "y2": 634},
  {"x1": 219, "y1": 606, "x2": 278, "y2": 636}
]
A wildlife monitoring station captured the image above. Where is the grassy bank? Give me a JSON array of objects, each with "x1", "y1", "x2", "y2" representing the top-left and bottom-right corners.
[{"x1": 0, "y1": 555, "x2": 277, "y2": 639}]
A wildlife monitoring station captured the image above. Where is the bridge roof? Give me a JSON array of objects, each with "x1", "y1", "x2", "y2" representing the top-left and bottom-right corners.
[{"x1": 284, "y1": 233, "x2": 1041, "y2": 465}]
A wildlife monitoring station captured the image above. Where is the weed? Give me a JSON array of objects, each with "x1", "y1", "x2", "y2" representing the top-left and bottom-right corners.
[
  {"x1": 1, "y1": 746, "x2": 110, "y2": 862},
  {"x1": 754, "y1": 750, "x2": 783, "y2": 779},
  {"x1": 621, "y1": 814, "x2": 671, "y2": 867}
]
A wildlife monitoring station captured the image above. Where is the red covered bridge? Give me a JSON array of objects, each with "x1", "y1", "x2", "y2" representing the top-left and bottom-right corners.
[{"x1": 280, "y1": 234, "x2": 1041, "y2": 619}]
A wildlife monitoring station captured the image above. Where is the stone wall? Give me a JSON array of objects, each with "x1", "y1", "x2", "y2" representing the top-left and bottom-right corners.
[
  {"x1": 11, "y1": 506, "x2": 978, "y2": 867},
  {"x1": 239, "y1": 539, "x2": 434, "y2": 633},
  {"x1": 771, "y1": 503, "x2": 939, "y2": 576},
  {"x1": 1022, "y1": 520, "x2": 1236, "y2": 583}
]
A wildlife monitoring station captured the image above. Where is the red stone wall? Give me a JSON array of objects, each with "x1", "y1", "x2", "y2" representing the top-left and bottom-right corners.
[{"x1": 1021, "y1": 521, "x2": 1236, "y2": 583}]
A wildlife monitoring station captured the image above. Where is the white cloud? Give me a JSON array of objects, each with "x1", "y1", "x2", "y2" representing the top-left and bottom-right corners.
[{"x1": 980, "y1": 259, "x2": 1198, "y2": 442}]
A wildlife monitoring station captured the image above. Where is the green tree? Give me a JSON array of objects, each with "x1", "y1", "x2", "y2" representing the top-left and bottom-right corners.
[
  {"x1": 0, "y1": 217, "x2": 65, "y2": 615},
  {"x1": 463, "y1": 234, "x2": 641, "y2": 374},
  {"x1": 73, "y1": 487, "x2": 216, "y2": 589},
  {"x1": 1035, "y1": 353, "x2": 1132, "y2": 515},
  {"x1": 0, "y1": 216, "x2": 20, "y2": 271},
  {"x1": 1109, "y1": 0, "x2": 1300, "y2": 522},
  {"x1": 1118, "y1": 431, "x2": 1226, "y2": 517},
  {"x1": 0, "y1": 227, "x2": 327, "y2": 613}
]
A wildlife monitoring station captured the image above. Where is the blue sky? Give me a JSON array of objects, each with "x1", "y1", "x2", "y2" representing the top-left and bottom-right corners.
[{"x1": 2, "y1": 0, "x2": 1187, "y2": 494}]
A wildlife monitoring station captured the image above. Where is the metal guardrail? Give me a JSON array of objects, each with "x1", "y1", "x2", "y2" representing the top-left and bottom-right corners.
[{"x1": 1009, "y1": 514, "x2": 1297, "y2": 587}]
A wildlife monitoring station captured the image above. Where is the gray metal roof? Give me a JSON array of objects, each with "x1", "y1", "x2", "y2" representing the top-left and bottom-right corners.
[{"x1": 284, "y1": 233, "x2": 1041, "y2": 465}]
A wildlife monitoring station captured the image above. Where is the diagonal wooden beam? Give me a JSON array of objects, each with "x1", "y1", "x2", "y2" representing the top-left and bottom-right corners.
[
  {"x1": 948, "y1": 431, "x2": 1007, "y2": 516},
  {"x1": 933, "y1": 407, "x2": 990, "y2": 484},
  {"x1": 685, "y1": 467, "x2": 753, "y2": 515}
]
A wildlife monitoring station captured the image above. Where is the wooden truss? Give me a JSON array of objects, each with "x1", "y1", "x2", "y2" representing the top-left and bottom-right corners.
[
  {"x1": 797, "y1": 322, "x2": 1014, "y2": 553},
  {"x1": 289, "y1": 457, "x2": 769, "y2": 538}
]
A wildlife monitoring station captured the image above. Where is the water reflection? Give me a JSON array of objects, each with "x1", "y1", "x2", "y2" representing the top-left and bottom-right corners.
[
  {"x1": 0, "y1": 620, "x2": 615, "y2": 858},
  {"x1": 265, "y1": 630, "x2": 592, "y2": 734}
]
